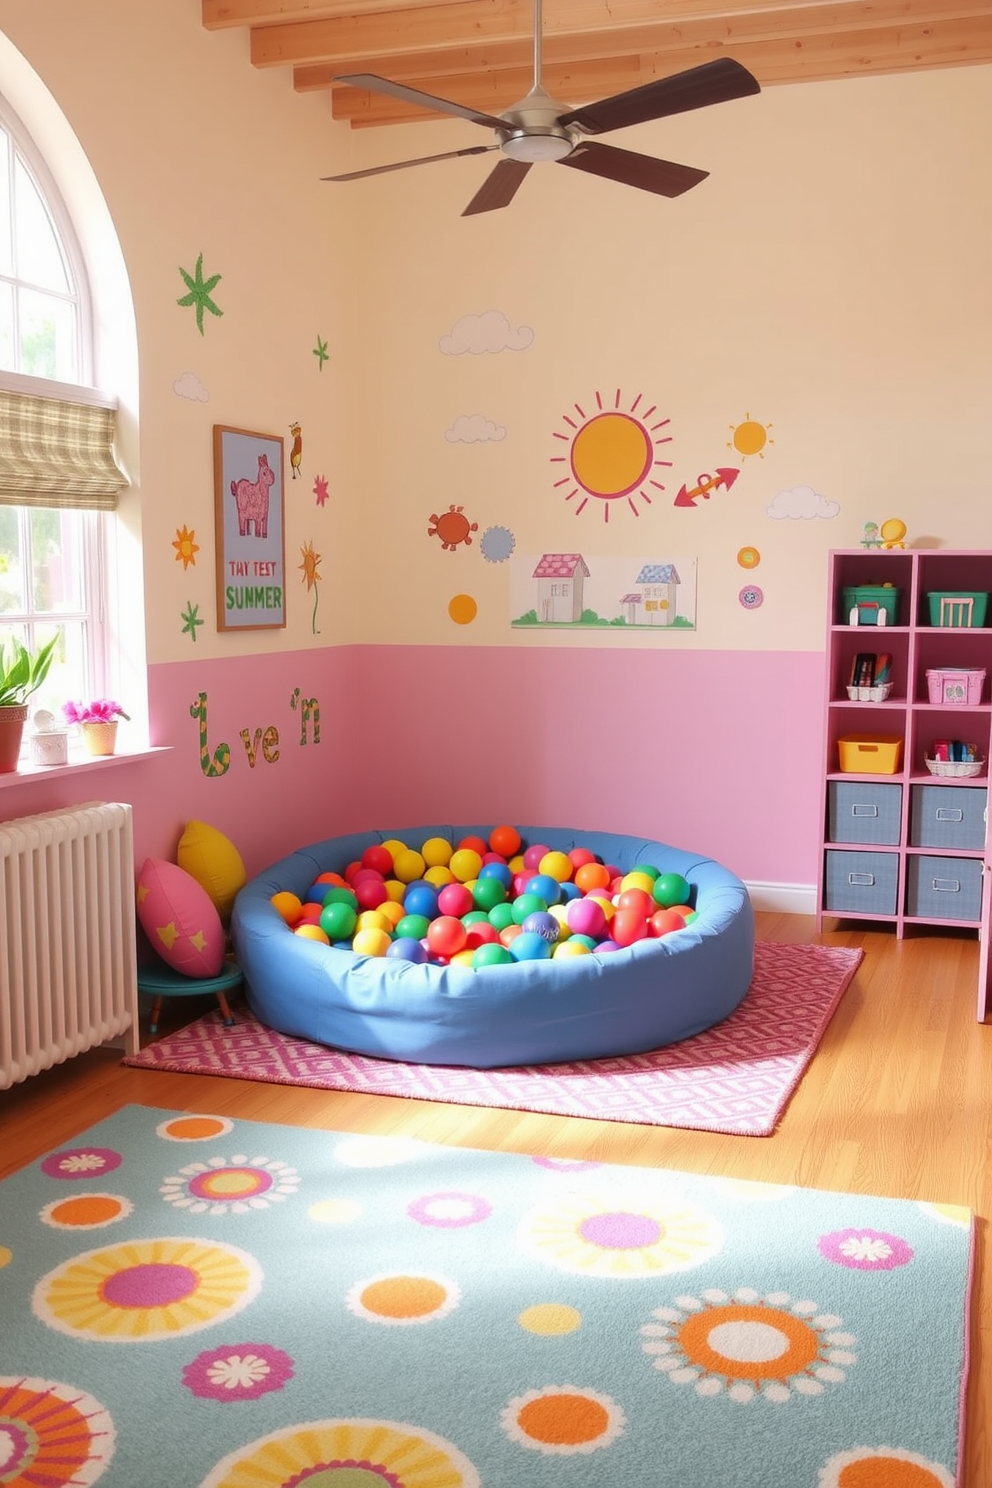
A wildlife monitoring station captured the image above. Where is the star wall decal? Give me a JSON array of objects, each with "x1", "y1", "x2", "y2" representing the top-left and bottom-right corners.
[
  {"x1": 313, "y1": 335, "x2": 329, "y2": 370},
  {"x1": 180, "y1": 601, "x2": 204, "y2": 642},
  {"x1": 178, "y1": 253, "x2": 223, "y2": 336},
  {"x1": 313, "y1": 475, "x2": 329, "y2": 507}
]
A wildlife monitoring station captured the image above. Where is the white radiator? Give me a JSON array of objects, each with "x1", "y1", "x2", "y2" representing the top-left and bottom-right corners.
[{"x1": 0, "y1": 801, "x2": 140, "y2": 1089}]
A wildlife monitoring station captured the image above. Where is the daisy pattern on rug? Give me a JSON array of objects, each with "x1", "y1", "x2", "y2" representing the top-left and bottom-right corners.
[
  {"x1": 818, "y1": 1228, "x2": 914, "y2": 1270},
  {"x1": 160, "y1": 1155, "x2": 300, "y2": 1215},
  {"x1": 346, "y1": 1272, "x2": 461, "y2": 1325},
  {"x1": 0, "y1": 1377, "x2": 114, "y2": 1485},
  {"x1": 501, "y1": 1385, "x2": 626, "y2": 1455},
  {"x1": 519, "y1": 1188, "x2": 722, "y2": 1277},
  {"x1": 156, "y1": 1114, "x2": 234, "y2": 1143},
  {"x1": 641, "y1": 1287, "x2": 856, "y2": 1403},
  {"x1": 198, "y1": 1419, "x2": 482, "y2": 1488},
  {"x1": 40, "y1": 1191, "x2": 133, "y2": 1231},
  {"x1": 816, "y1": 1445, "x2": 953, "y2": 1486},
  {"x1": 40, "y1": 1146, "x2": 122, "y2": 1179},
  {"x1": 182, "y1": 1343, "x2": 294, "y2": 1401},
  {"x1": 407, "y1": 1191, "x2": 492, "y2": 1228}
]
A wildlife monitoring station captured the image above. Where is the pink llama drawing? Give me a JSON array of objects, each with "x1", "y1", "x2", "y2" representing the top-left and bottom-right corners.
[{"x1": 231, "y1": 453, "x2": 275, "y2": 538}]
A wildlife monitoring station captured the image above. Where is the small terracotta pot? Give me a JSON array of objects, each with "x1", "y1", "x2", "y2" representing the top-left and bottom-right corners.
[
  {"x1": 0, "y1": 704, "x2": 29, "y2": 772},
  {"x1": 81, "y1": 719, "x2": 118, "y2": 756}
]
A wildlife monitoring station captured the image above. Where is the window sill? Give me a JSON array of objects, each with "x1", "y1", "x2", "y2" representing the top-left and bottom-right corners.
[{"x1": 0, "y1": 745, "x2": 172, "y2": 790}]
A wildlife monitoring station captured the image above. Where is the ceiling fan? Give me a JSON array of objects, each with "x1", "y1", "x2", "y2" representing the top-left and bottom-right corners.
[{"x1": 322, "y1": 0, "x2": 760, "y2": 216}]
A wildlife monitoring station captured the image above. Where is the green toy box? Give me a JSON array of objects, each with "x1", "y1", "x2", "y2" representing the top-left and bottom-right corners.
[
  {"x1": 926, "y1": 591, "x2": 989, "y2": 628},
  {"x1": 841, "y1": 585, "x2": 901, "y2": 626}
]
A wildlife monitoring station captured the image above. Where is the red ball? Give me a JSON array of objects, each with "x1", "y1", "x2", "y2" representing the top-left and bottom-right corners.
[
  {"x1": 457, "y1": 835, "x2": 488, "y2": 858},
  {"x1": 465, "y1": 920, "x2": 499, "y2": 950},
  {"x1": 611, "y1": 908, "x2": 649, "y2": 947},
  {"x1": 355, "y1": 877, "x2": 388, "y2": 910},
  {"x1": 649, "y1": 909, "x2": 686, "y2": 937},
  {"x1": 437, "y1": 882, "x2": 474, "y2": 918},
  {"x1": 361, "y1": 844, "x2": 394, "y2": 876},
  {"x1": 343, "y1": 859, "x2": 362, "y2": 883},
  {"x1": 489, "y1": 824, "x2": 522, "y2": 858},
  {"x1": 617, "y1": 887, "x2": 654, "y2": 918},
  {"x1": 426, "y1": 915, "x2": 467, "y2": 958}
]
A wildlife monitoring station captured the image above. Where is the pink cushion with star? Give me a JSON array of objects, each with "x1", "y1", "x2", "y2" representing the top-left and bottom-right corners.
[{"x1": 136, "y1": 857, "x2": 226, "y2": 978}]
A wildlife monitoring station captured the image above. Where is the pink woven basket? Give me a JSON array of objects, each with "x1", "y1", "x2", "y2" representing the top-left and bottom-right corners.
[{"x1": 925, "y1": 668, "x2": 985, "y2": 706}]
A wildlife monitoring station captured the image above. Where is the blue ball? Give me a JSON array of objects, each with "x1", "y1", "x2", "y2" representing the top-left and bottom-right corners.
[
  {"x1": 525, "y1": 873, "x2": 561, "y2": 905},
  {"x1": 404, "y1": 884, "x2": 439, "y2": 920},
  {"x1": 479, "y1": 861, "x2": 513, "y2": 888},
  {"x1": 509, "y1": 930, "x2": 552, "y2": 962},
  {"x1": 559, "y1": 881, "x2": 582, "y2": 902},
  {"x1": 522, "y1": 911, "x2": 559, "y2": 943},
  {"x1": 386, "y1": 937, "x2": 429, "y2": 963}
]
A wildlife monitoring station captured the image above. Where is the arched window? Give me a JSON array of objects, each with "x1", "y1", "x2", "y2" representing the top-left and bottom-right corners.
[{"x1": 0, "y1": 92, "x2": 127, "y2": 731}]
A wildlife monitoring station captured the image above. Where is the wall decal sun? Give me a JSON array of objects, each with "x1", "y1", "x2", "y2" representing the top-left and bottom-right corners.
[{"x1": 552, "y1": 390, "x2": 673, "y2": 521}]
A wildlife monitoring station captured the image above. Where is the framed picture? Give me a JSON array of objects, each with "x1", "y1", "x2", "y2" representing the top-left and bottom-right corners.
[{"x1": 213, "y1": 424, "x2": 286, "y2": 631}]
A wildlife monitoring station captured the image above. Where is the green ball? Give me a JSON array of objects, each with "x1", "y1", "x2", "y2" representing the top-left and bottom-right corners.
[
  {"x1": 567, "y1": 933, "x2": 598, "y2": 951},
  {"x1": 472, "y1": 943, "x2": 514, "y2": 968},
  {"x1": 511, "y1": 892, "x2": 547, "y2": 925},
  {"x1": 472, "y1": 877, "x2": 507, "y2": 911},
  {"x1": 488, "y1": 902, "x2": 515, "y2": 931},
  {"x1": 322, "y1": 885, "x2": 358, "y2": 909},
  {"x1": 462, "y1": 910, "x2": 490, "y2": 926},
  {"x1": 653, "y1": 872, "x2": 691, "y2": 909},
  {"x1": 395, "y1": 913, "x2": 430, "y2": 941},
  {"x1": 630, "y1": 862, "x2": 661, "y2": 881},
  {"x1": 319, "y1": 901, "x2": 357, "y2": 940}
]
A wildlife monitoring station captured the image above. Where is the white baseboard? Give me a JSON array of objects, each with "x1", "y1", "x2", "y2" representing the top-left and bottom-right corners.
[{"x1": 744, "y1": 881, "x2": 817, "y2": 915}]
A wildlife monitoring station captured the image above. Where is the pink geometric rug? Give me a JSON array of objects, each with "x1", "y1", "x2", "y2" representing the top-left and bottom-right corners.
[{"x1": 124, "y1": 942, "x2": 862, "y2": 1136}]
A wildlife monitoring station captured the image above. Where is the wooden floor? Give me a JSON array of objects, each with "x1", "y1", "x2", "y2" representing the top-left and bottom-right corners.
[{"x1": 2, "y1": 911, "x2": 989, "y2": 1485}]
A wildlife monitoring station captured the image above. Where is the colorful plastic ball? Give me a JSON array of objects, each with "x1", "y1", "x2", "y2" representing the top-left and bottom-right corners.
[
  {"x1": 616, "y1": 887, "x2": 654, "y2": 918},
  {"x1": 507, "y1": 854, "x2": 526, "y2": 874},
  {"x1": 649, "y1": 909, "x2": 687, "y2": 937},
  {"x1": 611, "y1": 908, "x2": 649, "y2": 947},
  {"x1": 472, "y1": 942, "x2": 515, "y2": 968},
  {"x1": 587, "y1": 893, "x2": 615, "y2": 922},
  {"x1": 566, "y1": 897, "x2": 607, "y2": 940},
  {"x1": 568, "y1": 847, "x2": 597, "y2": 870},
  {"x1": 683, "y1": 911, "x2": 699, "y2": 924},
  {"x1": 596, "y1": 938, "x2": 622, "y2": 955},
  {"x1": 462, "y1": 909, "x2": 490, "y2": 925},
  {"x1": 450, "y1": 949, "x2": 476, "y2": 967},
  {"x1": 343, "y1": 860, "x2": 362, "y2": 883},
  {"x1": 620, "y1": 871, "x2": 656, "y2": 896},
  {"x1": 567, "y1": 933, "x2": 598, "y2": 951},
  {"x1": 512, "y1": 892, "x2": 548, "y2": 925},
  {"x1": 271, "y1": 891, "x2": 303, "y2": 925},
  {"x1": 548, "y1": 904, "x2": 571, "y2": 935},
  {"x1": 522, "y1": 911, "x2": 560, "y2": 943},
  {"x1": 359, "y1": 908, "x2": 394, "y2": 933},
  {"x1": 392, "y1": 848, "x2": 427, "y2": 883},
  {"x1": 296, "y1": 901, "x2": 324, "y2": 925},
  {"x1": 322, "y1": 885, "x2": 358, "y2": 909},
  {"x1": 457, "y1": 834, "x2": 488, "y2": 858},
  {"x1": 438, "y1": 882, "x2": 474, "y2": 918},
  {"x1": 386, "y1": 936, "x2": 429, "y2": 963},
  {"x1": 525, "y1": 873, "x2": 561, "y2": 906},
  {"x1": 424, "y1": 865, "x2": 455, "y2": 888},
  {"x1": 294, "y1": 922, "x2": 330, "y2": 944},
  {"x1": 538, "y1": 850, "x2": 574, "y2": 883},
  {"x1": 355, "y1": 877, "x2": 389, "y2": 911},
  {"x1": 404, "y1": 884, "x2": 439, "y2": 920},
  {"x1": 376, "y1": 900, "x2": 406, "y2": 929},
  {"x1": 630, "y1": 862, "x2": 661, "y2": 882},
  {"x1": 351, "y1": 867, "x2": 384, "y2": 888},
  {"x1": 523, "y1": 843, "x2": 551, "y2": 870},
  {"x1": 395, "y1": 913, "x2": 430, "y2": 942},
  {"x1": 558, "y1": 881, "x2": 582, "y2": 902},
  {"x1": 361, "y1": 844, "x2": 393, "y2": 876},
  {"x1": 574, "y1": 862, "x2": 611, "y2": 894},
  {"x1": 419, "y1": 836, "x2": 452, "y2": 868},
  {"x1": 382, "y1": 879, "x2": 407, "y2": 903},
  {"x1": 426, "y1": 915, "x2": 467, "y2": 958},
  {"x1": 465, "y1": 920, "x2": 499, "y2": 950},
  {"x1": 472, "y1": 877, "x2": 507, "y2": 912},
  {"x1": 553, "y1": 940, "x2": 591, "y2": 959},
  {"x1": 653, "y1": 872, "x2": 692, "y2": 908},
  {"x1": 488, "y1": 902, "x2": 516, "y2": 932},
  {"x1": 510, "y1": 930, "x2": 552, "y2": 962},
  {"x1": 479, "y1": 860, "x2": 513, "y2": 888},
  {"x1": 304, "y1": 883, "x2": 330, "y2": 907},
  {"x1": 352, "y1": 926, "x2": 392, "y2": 958},
  {"x1": 449, "y1": 848, "x2": 483, "y2": 884},
  {"x1": 319, "y1": 901, "x2": 358, "y2": 941},
  {"x1": 489, "y1": 824, "x2": 522, "y2": 859},
  {"x1": 499, "y1": 924, "x2": 523, "y2": 948},
  {"x1": 315, "y1": 870, "x2": 348, "y2": 887},
  {"x1": 380, "y1": 839, "x2": 408, "y2": 864}
]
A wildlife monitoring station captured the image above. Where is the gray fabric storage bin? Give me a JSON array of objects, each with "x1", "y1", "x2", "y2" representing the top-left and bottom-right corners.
[
  {"x1": 828, "y1": 781, "x2": 902, "y2": 845},
  {"x1": 909, "y1": 784, "x2": 987, "y2": 851},
  {"x1": 905, "y1": 854, "x2": 984, "y2": 921},
  {"x1": 823, "y1": 850, "x2": 898, "y2": 915}
]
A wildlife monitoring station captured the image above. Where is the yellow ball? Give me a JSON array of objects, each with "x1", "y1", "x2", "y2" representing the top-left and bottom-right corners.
[
  {"x1": 421, "y1": 836, "x2": 453, "y2": 868},
  {"x1": 620, "y1": 871, "x2": 655, "y2": 895},
  {"x1": 588, "y1": 893, "x2": 615, "y2": 921},
  {"x1": 294, "y1": 922, "x2": 330, "y2": 944},
  {"x1": 540, "y1": 850, "x2": 573, "y2": 883},
  {"x1": 424, "y1": 864, "x2": 455, "y2": 888},
  {"x1": 450, "y1": 949, "x2": 476, "y2": 967},
  {"x1": 548, "y1": 905, "x2": 572, "y2": 938},
  {"x1": 377, "y1": 900, "x2": 406, "y2": 929},
  {"x1": 450, "y1": 848, "x2": 482, "y2": 883},
  {"x1": 352, "y1": 927, "x2": 391, "y2": 957},
  {"x1": 271, "y1": 890, "x2": 302, "y2": 925},
  {"x1": 508, "y1": 854, "x2": 526, "y2": 874},
  {"x1": 380, "y1": 839, "x2": 408, "y2": 862},
  {"x1": 356, "y1": 909, "x2": 391, "y2": 934},
  {"x1": 383, "y1": 879, "x2": 407, "y2": 903},
  {"x1": 553, "y1": 940, "x2": 590, "y2": 958},
  {"x1": 392, "y1": 848, "x2": 426, "y2": 883}
]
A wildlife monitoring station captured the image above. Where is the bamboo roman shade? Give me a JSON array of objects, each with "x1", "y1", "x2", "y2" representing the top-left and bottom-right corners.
[{"x1": 0, "y1": 386, "x2": 128, "y2": 510}]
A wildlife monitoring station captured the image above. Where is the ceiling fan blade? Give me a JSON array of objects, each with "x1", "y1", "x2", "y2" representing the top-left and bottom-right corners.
[
  {"x1": 462, "y1": 159, "x2": 533, "y2": 216},
  {"x1": 323, "y1": 144, "x2": 498, "y2": 183},
  {"x1": 556, "y1": 58, "x2": 760, "y2": 136},
  {"x1": 559, "y1": 141, "x2": 708, "y2": 198},
  {"x1": 333, "y1": 73, "x2": 508, "y2": 131}
]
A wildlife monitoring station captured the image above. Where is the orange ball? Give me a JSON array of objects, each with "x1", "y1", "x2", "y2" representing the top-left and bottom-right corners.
[
  {"x1": 271, "y1": 890, "x2": 303, "y2": 925},
  {"x1": 489, "y1": 824, "x2": 522, "y2": 858},
  {"x1": 574, "y1": 862, "x2": 611, "y2": 894},
  {"x1": 427, "y1": 915, "x2": 467, "y2": 958},
  {"x1": 649, "y1": 909, "x2": 687, "y2": 937},
  {"x1": 315, "y1": 871, "x2": 348, "y2": 887}
]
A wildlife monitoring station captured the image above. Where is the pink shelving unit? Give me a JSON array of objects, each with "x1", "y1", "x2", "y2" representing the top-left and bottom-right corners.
[{"x1": 817, "y1": 549, "x2": 992, "y2": 1022}]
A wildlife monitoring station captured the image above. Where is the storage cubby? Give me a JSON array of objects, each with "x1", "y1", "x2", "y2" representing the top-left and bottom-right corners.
[{"x1": 818, "y1": 549, "x2": 992, "y2": 1021}]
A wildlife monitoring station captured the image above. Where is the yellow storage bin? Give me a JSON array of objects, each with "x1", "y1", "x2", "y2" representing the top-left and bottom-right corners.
[{"x1": 837, "y1": 735, "x2": 904, "y2": 774}]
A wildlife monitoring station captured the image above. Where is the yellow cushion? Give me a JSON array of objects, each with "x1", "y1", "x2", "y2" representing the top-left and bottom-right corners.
[{"x1": 176, "y1": 819, "x2": 247, "y2": 923}]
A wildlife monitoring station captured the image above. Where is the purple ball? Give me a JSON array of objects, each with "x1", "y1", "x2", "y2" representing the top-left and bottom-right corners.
[
  {"x1": 387, "y1": 937, "x2": 429, "y2": 963},
  {"x1": 595, "y1": 938, "x2": 622, "y2": 955},
  {"x1": 522, "y1": 910, "x2": 559, "y2": 943}
]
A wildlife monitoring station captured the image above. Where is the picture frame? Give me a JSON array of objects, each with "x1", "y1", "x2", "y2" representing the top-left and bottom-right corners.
[{"x1": 213, "y1": 424, "x2": 286, "y2": 632}]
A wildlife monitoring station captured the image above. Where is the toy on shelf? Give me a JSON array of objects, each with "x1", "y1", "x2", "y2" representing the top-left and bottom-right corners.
[{"x1": 860, "y1": 519, "x2": 907, "y2": 550}]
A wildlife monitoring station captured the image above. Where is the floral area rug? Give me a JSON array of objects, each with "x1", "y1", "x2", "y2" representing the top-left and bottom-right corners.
[
  {"x1": 0, "y1": 1103, "x2": 973, "y2": 1487},
  {"x1": 124, "y1": 943, "x2": 864, "y2": 1136}
]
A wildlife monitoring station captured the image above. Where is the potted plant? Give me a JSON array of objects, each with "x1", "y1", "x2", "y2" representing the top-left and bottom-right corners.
[
  {"x1": 0, "y1": 632, "x2": 61, "y2": 772},
  {"x1": 62, "y1": 697, "x2": 130, "y2": 757}
]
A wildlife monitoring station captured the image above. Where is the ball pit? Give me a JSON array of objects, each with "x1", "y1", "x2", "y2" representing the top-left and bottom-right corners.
[{"x1": 231, "y1": 824, "x2": 755, "y2": 1069}]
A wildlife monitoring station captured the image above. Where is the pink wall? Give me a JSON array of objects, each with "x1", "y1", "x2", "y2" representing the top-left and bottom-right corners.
[{"x1": 2, "y1": 646, "x2": 824, "y2": 889}]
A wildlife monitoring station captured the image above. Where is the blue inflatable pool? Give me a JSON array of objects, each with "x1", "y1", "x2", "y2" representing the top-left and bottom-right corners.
[{"x1": 231, "y1": 825, "x2": 755, "y2": 1069}]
